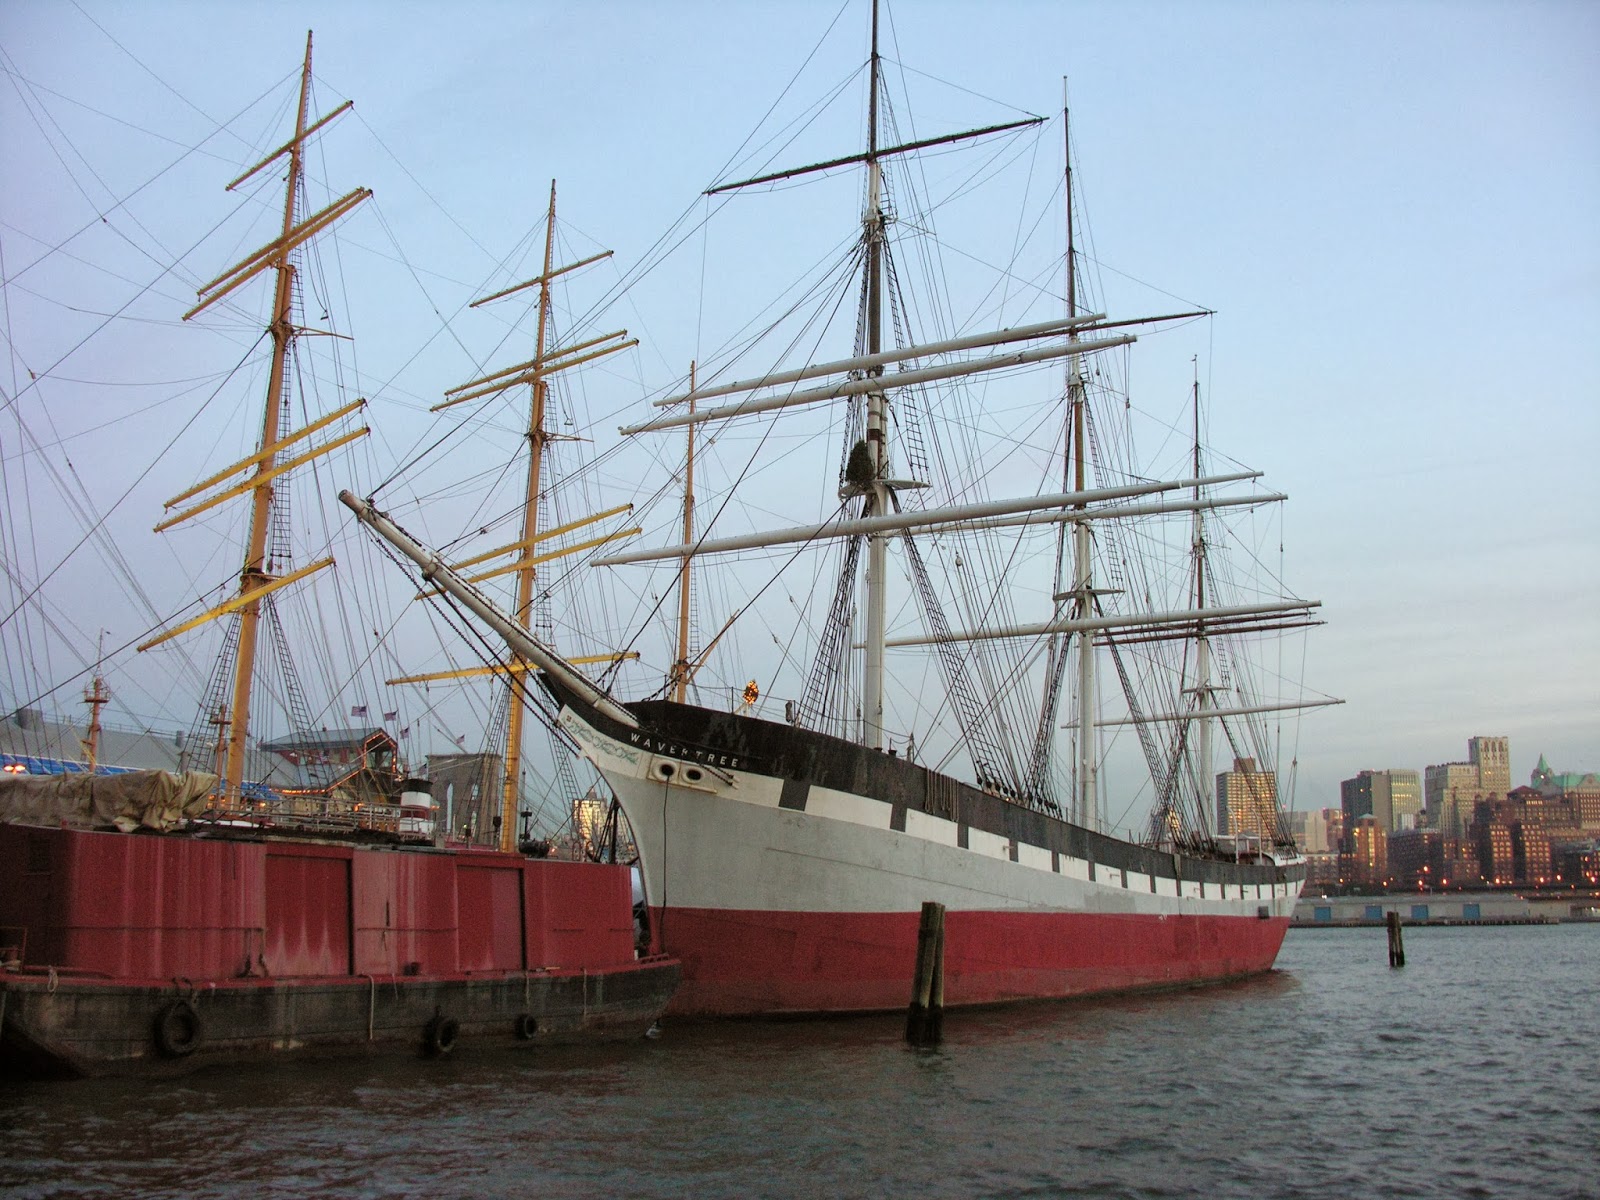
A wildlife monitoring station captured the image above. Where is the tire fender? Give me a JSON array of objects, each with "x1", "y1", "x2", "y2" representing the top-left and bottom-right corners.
[
  {"x1": 153, "y1": 1000, "x2": 203, "y2": 1058},
  {"x1": 426, "y1": 1013, "x2": 460, "y2": 1055}
]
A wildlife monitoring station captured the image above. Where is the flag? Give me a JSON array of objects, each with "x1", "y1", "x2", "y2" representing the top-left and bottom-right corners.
[
  {"x1": 350, "y1": 704, "x2": 368, "y2": 717},
  {"x1": 455, "y1": 734, "x2": 467, "y2": 748},
  {"x1": 382, "y1": 710, "x2": 398, "y2": 721},
  {"x1": 399, "y1": 726, "x2": 410, "y2": 740}
]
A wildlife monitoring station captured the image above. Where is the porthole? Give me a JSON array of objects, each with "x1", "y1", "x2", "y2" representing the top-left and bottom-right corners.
[
  {"x1": 684, "y1": 768, "x2": 703, "y2": 782},
  {"x1": 656, "y1": 762, "x2": 675, "y2": 779}
]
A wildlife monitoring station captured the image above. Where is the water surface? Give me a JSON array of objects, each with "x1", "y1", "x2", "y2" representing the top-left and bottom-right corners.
[{"x1": 3, "y1": 925, "x2": 1595, "y2": 1199}]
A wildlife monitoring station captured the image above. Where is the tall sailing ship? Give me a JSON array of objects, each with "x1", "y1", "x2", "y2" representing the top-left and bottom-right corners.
[{"x1": 344, "y1": 2, "x2": 1335, "y2": 1017}]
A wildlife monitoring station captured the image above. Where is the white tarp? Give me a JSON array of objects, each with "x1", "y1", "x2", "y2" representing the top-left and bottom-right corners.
[{"x1": 0, "y1": 770, "x2": 219, "y2": 832}]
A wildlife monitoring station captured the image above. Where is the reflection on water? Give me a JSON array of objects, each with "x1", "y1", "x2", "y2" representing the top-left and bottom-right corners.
[{"x1": 3, "y1": 926, "x2": 1595, "y2": 1199}]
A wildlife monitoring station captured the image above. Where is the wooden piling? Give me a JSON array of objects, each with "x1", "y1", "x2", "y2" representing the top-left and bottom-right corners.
[
  {"x1": 906, "y1": 901, "x2": 946, "y2": 1045},
  {"x1": 1386, "y1": 910, "x2": 1405, "y2": 968}
]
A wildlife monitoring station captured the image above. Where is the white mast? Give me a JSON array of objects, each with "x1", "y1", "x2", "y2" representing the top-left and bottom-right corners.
[
  {"x1": 1191, "y1": 372, "x2": 1215, "y2": 829},
  {"x1": 1063, "y1": 94, "x2": 1098, "y2": 830},
  {"x1": 862, "y1": 0, "x2": 888, "y2": 752}
]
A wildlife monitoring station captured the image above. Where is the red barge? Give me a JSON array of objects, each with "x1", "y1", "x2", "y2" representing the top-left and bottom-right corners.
[{"x1": 0, "y1": 773, "x2": 678, "y2": 1078}]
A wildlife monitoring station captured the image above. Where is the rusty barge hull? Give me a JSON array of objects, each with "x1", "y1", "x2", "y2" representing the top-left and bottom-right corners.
[{"x1": 0, "y1": 823, "x2": 678, "y2": 1078}]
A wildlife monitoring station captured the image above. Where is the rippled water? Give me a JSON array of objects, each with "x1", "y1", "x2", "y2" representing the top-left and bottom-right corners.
[{"x1": 3, "y1": 925, "x2": 1596, "y2": 1199}]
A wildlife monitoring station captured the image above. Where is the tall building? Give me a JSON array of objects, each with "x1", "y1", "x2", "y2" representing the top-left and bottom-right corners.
[
  {"x1": 1347, "y1": 815, "x2": 1389, "y2": 887},
  {"x1": 1472, "y1": 801, "x2": 1516, "y2": 885},
  {"x1": 1389, "y1": 770, "x2": 1423, "y2": 829},
  {"x1": 1426, "y1": 736, "x2": 1510, "y2": 842},
  {"x1": 1341, "y1": 769, "x2": 1423, "y2": 834},
  {"x1": 1470, "y1": 736, "x2": 1510, "y2": 794},
  {"x1": 1426, "y1": 762, "x2": 1478, "y2": 840},
  {"x1": 1216, "y1": 757, "x2": 1279, "y2": 841}
]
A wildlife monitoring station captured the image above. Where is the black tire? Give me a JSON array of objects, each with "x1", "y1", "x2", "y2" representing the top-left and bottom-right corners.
[
  {"x1": 513, "y1": 1013, "x2": 538, "y2": 1041},
  {"x1": 426, "y1": 1014, "x2": 460, "y2": 1055},
  {"x1": 153, "y1": 1000, "x2": 203, "y2": 1058}
]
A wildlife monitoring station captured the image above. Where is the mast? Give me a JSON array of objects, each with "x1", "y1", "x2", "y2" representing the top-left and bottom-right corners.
[
  {"x1": 223, "y1": 33, "x2": 314, "y2": 805},
  {"x1": 499, "y1": 180, "x2": 559, "y2": 852},
  {"x1": 81, "y1": 632, "x2": 109, "y2": 772},
  {"x1": 1191, "y1": 371, "x2": 1214, "y2": 831},
  {"x1": 862, "y1": 0, "x2": 889, "y2": 751},
  {"x1": 136, "y1": 38, "x2": 368, "y2": 806},
  {"x1": 672, "y1": 362, "x2": 697, "y2": 703},
  {"x1": 422, "y1": 192, "x2": 634, "y2": 849},
  {"x1": 1064, "y1": 96, "x2": 1098, "y2": 830}
]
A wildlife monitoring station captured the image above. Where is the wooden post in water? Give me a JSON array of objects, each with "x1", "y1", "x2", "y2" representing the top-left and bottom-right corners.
[
  {"x1": 906, "y1": 901, "x2": 946, "y2": 1045},
  {"x1": 1386, "y1": 910, "x2": 1406, "y2": 968}
]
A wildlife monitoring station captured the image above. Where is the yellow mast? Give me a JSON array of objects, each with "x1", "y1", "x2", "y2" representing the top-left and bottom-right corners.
[
  {"x1": 498, "y1": 181, "x2": 559, "y2": 851},
  {"x1": 141, "y1": 33, "x2": 368, "y2": 804},
  {"x1": 81, "y1": 633, "x2": 109, "y2": 772},
  {"x1": 219, "y1": 35, "x2": 315, "y2": 806},
  {"x1": 672, "y1": 363, "x2": 696, "y2": 703},
  {"x1": 425, "y1": 188, "x2": 634, "y2": 848}
]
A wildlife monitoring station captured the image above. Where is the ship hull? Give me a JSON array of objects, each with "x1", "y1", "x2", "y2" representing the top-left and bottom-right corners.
[
  {"x1": 555, "y1": 689, "x2": 1302, "y2": 1017},
  {"x1": 651, "y1": 906, "x2": 1289, "y2": 1016},
  {"x1": 0, "y1": 823, "x2": 678, "y2": 1077}
]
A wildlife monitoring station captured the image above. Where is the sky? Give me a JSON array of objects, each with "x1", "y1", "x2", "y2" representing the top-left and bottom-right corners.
[{"x1": 2, "y1": 0, "x2": 1596, "y2": 820}]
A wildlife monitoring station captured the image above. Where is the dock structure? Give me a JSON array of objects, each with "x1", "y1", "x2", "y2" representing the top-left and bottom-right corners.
[{"x1": 1293, "y1": 891, "x2": 1596, "y2": 927}]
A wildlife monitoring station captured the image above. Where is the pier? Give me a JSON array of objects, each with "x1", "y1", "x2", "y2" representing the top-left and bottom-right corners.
[{"x1": 1292, "y1": 890, "x2": 1597, "y2": 927}]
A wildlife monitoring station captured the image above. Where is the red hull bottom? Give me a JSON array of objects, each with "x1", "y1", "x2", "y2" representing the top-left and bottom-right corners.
[{"x1": 654, "y1": 905, "x2": 1291, "y2": 1016}]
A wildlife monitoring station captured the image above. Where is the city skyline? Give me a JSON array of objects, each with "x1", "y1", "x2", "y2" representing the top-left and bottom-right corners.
[{"x1": 2, "y1": 1, "x2": 1595, "y2": 815}]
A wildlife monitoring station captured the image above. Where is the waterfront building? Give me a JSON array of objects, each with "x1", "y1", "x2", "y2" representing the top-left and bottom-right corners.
[
  {"x1": 1387, "y1": 828, "x2": 1444, "y2": 889},
  {"x1": 1470, "y1": 800, "x2": 1516, "y2": 885},
  {"x1": 1531, "y1": 754, "x2": 1600, "y2": 829},
  {"x1": 1466, "y1": 787, "x2": 1583, "y2": 885},
  {"x1": 1346, "y1": 815, "x2": 1389, "y2": 887},
  {"x1": 1580, "y1": 790, "x2": 1600, "y2": 830},
  {"x1": 1305, "y1": 854, "x2": 1341, "y2": 888},
  {"x1": 1517, "y1": 823, "x2": 1554, "y2": 885},
  {"x1": 1285, "y1": 807, "x2": 1341, "y2": 854},
  {"x1": 1, "y1": 705, "x2": 278, "y2": 786},
  {"x1": 1292, "y1": 890, "x2": 1588, "y2": 924},
  {"x1": 1426, "y1": 736, "x2": 1510, "y2": 844},
  {"x1": 1389, "y1": 770, "x2": 1423, "y2": 829},
  {"x1": 1341, "y1": 769, "x2": 1422, "y2": 834},
  {"x1": 1554, "y1": 841, "x2": 1600, "y2": 886},
  {"x1": 1441, "y1": 845, "x2": 1479, "y2": 889},
  {"x1": 260, "y1": 728, "x2": 403, "y2": 821},
  {"x1": 1285, "y1": 807, "x2": 1342, "y2": 887},
  {"x1": 1426, "y1": 761, "x2": 1479, "y2": 840},
  {"x1": 1215, "y1": 756, "x2": 1279, "y2": 842},
  {"x1": 1470, "y1": 736, "x2": 1511, "y2": 794}
]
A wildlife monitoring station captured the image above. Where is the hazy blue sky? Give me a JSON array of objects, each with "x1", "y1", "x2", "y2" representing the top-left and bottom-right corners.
[{"x1": 2, "y1": 0, "x2": 1595, "y2": 816}]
